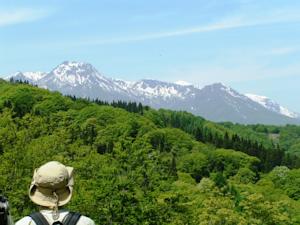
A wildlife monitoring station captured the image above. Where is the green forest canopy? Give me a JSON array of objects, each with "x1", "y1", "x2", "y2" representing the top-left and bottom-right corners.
[{"x1": 1, "y1": 79, "x2": 300, "y2": 224}]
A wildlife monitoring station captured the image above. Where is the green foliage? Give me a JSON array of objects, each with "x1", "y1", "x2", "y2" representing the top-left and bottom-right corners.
[
  {"x1": 33, "y1": 93, "x2": 73, "y2": 115},
  {"x1": 145, "y1": 109, "x2": 291, "y2": 172},
  {"x1": 0, "y1": 81, "x2": 299, "y2": 224},
  {"x1": 280, "y1": 125, "x2": 300, "y2": 154},
  {"x1": 209, "y1": 149, "x2": 260, "y2": 178},
  {"x1": 222, "y1": 122, "x2": 300, "y2": 161},
  {"x1": 178, "y1": 151, "x2": 209, "y2": 182},
  {"x1": 266, "y1": 166, "x2": 300, "y2": 200}
]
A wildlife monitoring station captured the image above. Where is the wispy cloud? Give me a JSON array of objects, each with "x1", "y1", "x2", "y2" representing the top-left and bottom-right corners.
[
  {"x1": 0, "y1": 8, "x2": 51, "y2": 27},
  {"x1": 77, "y1": 7, "x2": 300, "y2": 46},
  {"x1": 167, "y1": 62, "x2": 300, "y2": 87},
  {"x1": 269, "y1": 47, "x2": 300, "y2": 56},
  {"x1": 87, "y1": 20, "x2": 244, "y2": 45}
]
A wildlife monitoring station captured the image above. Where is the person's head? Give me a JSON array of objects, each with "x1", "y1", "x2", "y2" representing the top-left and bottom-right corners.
[{"x1": 29, "y1": 161, "x2": 74, "y2": 209}]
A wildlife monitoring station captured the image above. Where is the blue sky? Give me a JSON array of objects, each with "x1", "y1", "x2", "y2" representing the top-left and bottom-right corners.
[{"x1": 1, "y1": 0, "x2": 300, "y2": 111}]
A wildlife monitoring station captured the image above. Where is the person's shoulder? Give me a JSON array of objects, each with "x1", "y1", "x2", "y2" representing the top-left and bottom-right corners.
[
  {"x1": 15, "y1": 216, "x2": 36, "y2": 225},
  {"x1": 78, "y1": 214, "x2": 95, "y2": 225}
]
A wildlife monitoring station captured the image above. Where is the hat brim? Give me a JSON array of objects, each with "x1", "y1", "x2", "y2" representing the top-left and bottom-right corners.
[
  {"x1": 29, "y1": 166, "x2": 74, "y2": 207},
  {"x1": 29, "y1": 185, "x2": 73, "y2": 207}
]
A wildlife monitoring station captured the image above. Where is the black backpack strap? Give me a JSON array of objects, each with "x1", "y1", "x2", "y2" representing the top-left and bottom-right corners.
[
  {"x1": 30, "y1": 212, "x2": 50, "y2": 225},
  {"x1": 62, "y1": 212, "x2": 81, "y2": 225}
]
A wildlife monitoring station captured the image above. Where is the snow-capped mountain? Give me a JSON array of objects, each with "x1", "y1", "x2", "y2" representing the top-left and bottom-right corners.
[
  {"x1": 8, "y1": 71, "x2": 46, "y2": 83},
  {"x1": 130, "y1": 79, "x2": 194, "y2": 99},
  {"x1": 6, "y1": 61, "x2": 300, "y2": 125},
  {"x1": 38, "y1": 61, "x2": 134, "y2": 101},
  {"x1": 245, "y1": 94, "x2": 299, "y2": 119},
  {"x1": 23, "y1": 71, "x2": 47, "y2": 81},
  {"x1": 191, "y1": 83, "x2": 300, "y2": 124}
]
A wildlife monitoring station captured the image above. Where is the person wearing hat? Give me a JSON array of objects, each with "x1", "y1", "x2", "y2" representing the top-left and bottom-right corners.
[{"x1": 15, "y1": 161, "x2": 95, "y2": 225}]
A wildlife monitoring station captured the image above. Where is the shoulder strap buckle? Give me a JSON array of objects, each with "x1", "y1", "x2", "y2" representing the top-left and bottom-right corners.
[{"x1": 30, "y1": 211, "x2": 81, "y2": 225}]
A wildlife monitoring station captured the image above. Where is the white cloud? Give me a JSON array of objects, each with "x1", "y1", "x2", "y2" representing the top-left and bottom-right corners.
[{"x1": 0, "y1": 8, "x2": 51, "y2": 27}]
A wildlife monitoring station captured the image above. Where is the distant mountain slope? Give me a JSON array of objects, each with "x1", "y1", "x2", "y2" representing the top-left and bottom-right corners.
[
  {"x1": 195, "y1": 83, "x2": 300, "y2": 124},
  {"x1": 7, "y1": 61, "x2": 300, "y2": 125},
  {"x1": 245, "y1": 93, "x2": 299, "y2": 119}
]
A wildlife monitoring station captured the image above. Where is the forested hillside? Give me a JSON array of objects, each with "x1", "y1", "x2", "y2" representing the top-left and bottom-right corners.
[
  {"x1": 1, "y1": 79, "x2": 300, "y2": 224},
  {"x1": 221, "y1": 123, "x2": 300, "y2": 158}
]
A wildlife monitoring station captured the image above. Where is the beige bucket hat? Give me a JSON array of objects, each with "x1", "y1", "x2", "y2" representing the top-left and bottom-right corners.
[{"x1": 29, "y1": 161, "x2": 74, "y2": 208}]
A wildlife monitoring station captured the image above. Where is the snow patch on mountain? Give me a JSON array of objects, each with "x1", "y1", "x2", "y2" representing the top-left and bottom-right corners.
[
  {"x1": 5, "y1": 71, "x2": 46, "y2": 82},
  {"x1": 113, "y1": 79, "x2": 134, "y2": 91},
  {"x1": 131, "y1": 80, "x2": 186, "y2": 99},
  {"x1": 23, "y1": 72, "x2": 47, "y2": 81},
  {"x1": 245, "y1": 93, "x2": 299, "y2": 118},
  {"x1": 50, "y1": 61, "x2": 100, "y2": 86}
]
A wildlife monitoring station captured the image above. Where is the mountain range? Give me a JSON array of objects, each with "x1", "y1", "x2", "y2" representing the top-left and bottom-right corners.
[{"x1": 7, "y1": 61, "x2": 300, "y2": 125}]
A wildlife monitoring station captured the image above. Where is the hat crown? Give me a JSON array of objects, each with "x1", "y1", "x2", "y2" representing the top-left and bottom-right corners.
[
  {"x1": 35, "y1": 161, "x2": 69, "y2": 189},
  {"x1": 29, "y1": 161, "x2": 74, "y2": 207}
]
